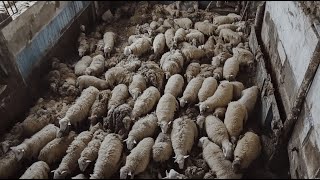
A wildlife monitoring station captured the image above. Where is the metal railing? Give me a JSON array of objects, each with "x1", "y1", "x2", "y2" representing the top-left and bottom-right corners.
[{"x1": 0, "y1": 1, "x2": 18, "y2": 26}]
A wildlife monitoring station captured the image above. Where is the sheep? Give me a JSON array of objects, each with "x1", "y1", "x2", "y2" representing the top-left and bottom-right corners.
[
  {"x1": 163, "y1": 18, "x2": 174, "y2": 28},
  {"x1": 150, "y1": 20, "x2": 161, "y2": 30},
  {"x1": 205, "y1": 115, "x2": 233, "y2": 160},
  {"x1": 232, "y1": 47, "x2": 254, "y2": 67},
  {"x1": 185, "y1": 62, "x2": 201, "y2": 82},
  {"x1": 165, "y1": 28, "x2": 175, "y2": 50},
  {"x1": 164, "y1": 74, "x2": 184, "y2": 98},
  {"x1": 0, "y1": 151, "x2": 21, "y2": 178},
  {"x1": 75, "y1": 56, "x2": 93, "y2": 76},
  {"x1": 72, "y1": 174, "x2": 87, "y2": 179},
  {"x1": 173, "y1": 28, "x2": 187, "y2": 45},
  {"x1": 196, "y1": 114, "x2": 206, "y2": 130},
  {"x1": 78, "y1": 129, "x2": 108, "y2": 172},
  {"x1": 213, "y1": 107, "x2": 227, "y2": 119},
  {"x1": 105, "y1": 66, "x2": 133, "y2": 88},
  {"x1": 88, "y1": 38, "x2": 98, "y2": 54},
  {"x1": 38, "y1": 131, "x2": 77, "y2": 165},
  {"x1": 173, "y1": 18, "x2": 193, "y2": 29},
  {"x1": 163, "y1": 169, "x2": 187, "y2": 179},
  {"x1": 128, "y1": 74, "x2": 146, "y2": 100},
  {"x1": 219, "y1": 28, "x2": 242, "y2": 46},
  {"x1": 153, "y1": 33, "x2": 166, "y2": 56},
  {"x1": 194, "y1": 21, "x2": 217, "y2": 36},
  {"x1": 88, "y1": 90, "x2": 111, "y2": 126},
  {"x1": 230, "y1": 81, "x2": 245, "y2": 100},
  {"x1": 238, "y1": 86, "x2": 259, "y2": 115},
  {"x1": 20, "y1": 113, "x2": 54, "y2": 138},
  {"x1": 0, "y1": 122, "x2": 23, "y2": 154},
  {"x1": 223, "y1": 57, "x2": 240, "y2": 81},
  {"x1": 214, "y1": 42, "x2": 229, "y2": 57},
  {"x1": 198, "y1": 81, "x2": 234, "y2": 113},
  {"x1": 128, "y1": 34, "x2": 147, "y2": 44},
  {"x1": 156, "y1": 94, "x2": 179, "y2": 133},
  {"x1": 11, "y1": 124, "x2": 59, "y2": 161},
  {"x1": 224, "y1": 101, "x2": 248, "y2": 144},
  {"x1": 179, "y1": 76, "x2": 204, "y2": 107},
  {"x1": 213, "y1": 67, "x2": 223, "y2": 80},
  {"x1": 78, "y1": 36, "x2": 89, "y2": 57},
  {"x1": 171, "y1": 117, "x2": 198, "y2": 169},
  {"x1": 198, "y1": 137, "x2": 242, "y2": 179},
  {"x1": 152, "y1": 132, "x2": 173, "y2": 162},
  {"x1": 85, "y1": 54, "x2": 105, "y2": 76},
  {"x1": 227, "y1": 13, "x2": 242, "y2": 21},
  {"x1": 211, "y1": 52, "x2": 233, "y2": 68},
  {"x1": 59, "y1": 86, "x2": 99, "y2": 133},
  {"x1": 125, "y1": 113, "x2": 158, "y2": 150},
  {"x1": 160, "y1": 50, "x2": 184, "y2": 79},
  {"x1": 77, "y1": 75, "x2": 108, "y2": 91},
  {"x1": 90, "y1": 133, "x2": 123, "y2": 179},
  {"x1": 19, "y1": 161, "x2": 50, "y2": 179},
  {"x1": 124, "y1": 38, "x2": 152, "y2": 57},
  {"x1": 213, "y1": 15, "x2": 236, "y2": 26},
  {"x1": 198, "y1": 36, "x2": 216, "y2": 58},
  {"x1": 185, "y1": 29, "x2": 205, "y2": 46},
  {"x1": 108, "y1": 84, "x2": 129, "y2": 114},
  {"x1": 232, "y1": 131, "x2": 262, "y2": 172},
  {"x1": 120, "y1": 137, "x2": 155, "y2": 179},
  {"x1": 103, "y1": 32, "x2": 116, "y2": 57},
  {"x1": 181, "y1": 46, "x2": 206, "y2": 63},
  {"x1": 131, "y1": 86, "x2": 161, "y2": 120},
  {"x1": 215, "y1": 24, "x2": 238, "y2": 34},
  {"x1": 138, "y1": 61, "x2": 165, "y2": 92},
  {"x1": 116, "y1": 56, "x2": 142, "y2": 72},
  {"x1": 198, "y1": 77, "x2": 218, "y2": 102},
  {"x1": 53, "y1": 130, "x2": 93, "y2": 179}
]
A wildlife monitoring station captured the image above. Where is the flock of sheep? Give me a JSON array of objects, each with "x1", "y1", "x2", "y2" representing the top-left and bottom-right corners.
[{"x1": 0, "y1": 2, "x2": 262, "y2": 179}]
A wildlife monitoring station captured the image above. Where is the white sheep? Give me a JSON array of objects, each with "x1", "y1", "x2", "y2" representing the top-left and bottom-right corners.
[
  {"x1": 171, "y1": 116, "x2": 198, "y2": 169},
  {"x1": 179, "y1": 76, "x2": 204, "y2": 107},
  {"x1": 215, "y1": 24, "x2": 238, "y2": 34},
  {"x1": 85, "y1": 54, "x2": 105, "y2": 76},
  {"x1": 78, "y1": 36, "x2": 89, "y2": 57},
  {"x1": 198, "y1": 36, "x2": 216, "y2": 58},
  {"x1": 198, "y1": 77, "x2": 218, "y2": 102},
  {"x1": 198, "y1": 81, "x2": 233, "y2": 113},
  {"x1": 131, "y1": 86, "x2": 161, "y2": 120},
  {"x1": 120, "y1": 137, "x2": 154, "y2": 179},
  {"x1": 224, "y1": 101, "x2": 248, "y2": 144},
  {"x1": 173, "y1": 18, "x2": 193, "y2": 29},
  {"x1": 205, "y1": 115, "x2": 233, "y2": 160},
  {"x1": 0, "y1": 151, "x2": 21, "y2": 178},
  {"x1": 230, "y1": 81, "x2": 245, "y2": 100},
  {"x1": 90, "y1": 133, "x2": 123, "y2": 179},
  {"x1": 75, "y1": 56, "x2": 93, "y2": 76},
  {"x1": 181, "y1": 46, "x2": 206, "y2": 63},
  {"x1": 165, "y1": 28, "x2": 176, "y2": 50},
  {"x1": 213, "y1": 15, "x2": 236, "y2": 26},
  {"x1": 88, "y1": 90, "x2": 112, "y2": 126},
  {"x1": 213, "y1": 67, "x2": 223, "y2": 80},
  {"x1": 152, "y1": 132, "x2": 173, "y2": 162},
  {"x1": 125, "y1": 113, "x2": 158, "y2": 150},
  {"x1": 194, "y1": 21, "x2": 217, "y2": 36},
  {"x1": 173, "y1": 28, "x2": 187, "y2": 45},
  {"x1": 211, "y1": 52, "x2": 233, "y2": 68},
  {"x1": 198, "y1": 137, "x2": 242, "y2": 179},
  {"x1": 164, "y1": 74, "x2": 184, "y2": 98},
  {"x1": 19, "y1": 161, "x2": 50, "y2": 179},
  {"x1": 213, "y1": 107, "x2": 227, "y2": 119},
  {"x1": 108, "y1": 84, "x2": 130, "y2": 115},
  {"x1": 59, "y1": 86, "x2": 99, "y2": 133},
  {"x1": 219, "y1": 28, "x2": 242, "y2": 46},
  {"x1": 11, "y1": 124, "x2": 58, "y2": 161},
  {"x1": 77, "y1": 75, "x2": 109, "y2": 91},
  {"x1": 238, "y1": 86, "x2": 259, "y2": 115},
  {"x1": 105, "y1": 66, "x2": 133, "y2": 88},
  {"x1": 160, "y1": 50, "x2": 184, "y2": 79},
  {"x1": 129, "y1": 74, "x2": 147, "y2": 100},
  {"x1": 232, "y1": 131, "x2": 262, "y2": 172},
  {"x1": 38, "y1": 131, "x2": 77, "y2": 165},
  {"x1": 20, "y1": 113, "x2": 54, "y2": 138},
  {"x1": 124, "y1": 37, "x2": 152, "y2": 57},
  {"x1": 103, "y1": 32, "x2": 116, "y2": 57},
  {"x1": 78, "y1": 129, "x2": 108, "y2": 172},
  {"x1": 232, "y1": 47, "x2": 254, "y2": 67},
  {"x1": 53, "y1": 130, "x2": 93, "y2": 179},
  {"x1": 156, "y1": 94, "x2": 179, "y2": 133},
  {"x1": 153, "y1": 33, "x2": 166, "y2": 56},
  {"x1": 184, "y1": 62, "x2": 201, "y2": 82},
  {"x1": 185, "y1": 29, "x2": 205, "y2": 46}
]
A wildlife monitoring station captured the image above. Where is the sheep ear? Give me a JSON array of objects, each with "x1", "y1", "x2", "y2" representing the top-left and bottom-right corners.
[
  {"x1": 86, "y1": 160, "x2": 92, "y2": 163},
  {"x1": 133, "y1": 140, "x2": 137, "y2": 144},
  {"x1": 184, "y1": 155, "x2": 189, "y2": 159}
]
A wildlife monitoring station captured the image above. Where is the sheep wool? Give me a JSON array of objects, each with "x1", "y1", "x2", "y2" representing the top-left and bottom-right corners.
[
  {"x1": 164, "y1": 28, "x2": 176, "y2": 49},
  {"x1": 103, "y1": 32, "x2": 116, "y2": 57},
  {"x1": 19, "y1": 161, "x2": 50, "y2": 179},
  {"x1": 152, "y1": 132, "x2": 173, "y2": 162},
  {"x1": 156, "y1": 94, "x2": 179, "y2": 133},
  {"x1": 216, "y1": 24, "x2": 238, "y2": 34},
  {"x1": 105, "y1": 66, "x2": 133, "y2": 88},
  {"x1": 205, "y1": 115, "x2": 233, "y2": 160},
  {"x1": 171, "y1": 117, "x2": 198, "y2": 169},
  {"x1": 179, "y1": 76, "x2": 204, "y2": 107},
  {"x1": 120, "y1": 137, "x2": 154, "y2": 179},
  {"x1": 59, "y1": 86, "x2": 99, "y2": 132},
  {"x1": 173, "y1": 28, "x2": 187, "y2": 44},
  {"x1": 129, "y1": 74, "x2": 147, "y2": 100},
  {"x1": 75, "y1": 56, "x2": 93, "y2": 76},
  {"x1": 91, "y1": 133, "x2": 123, "y2": 179},
  {"x1": 224, "y1": 101, "x2": 248, "y2": 144},
  {"x1": 89, "y1": 90, "x2": 112, "y2": 126},
  {"x1": 108, "y1": 84, "x2": 129, "y2": 113},
  {"x1": 0, "y1": 151, "x2": 21, "y2": 178},
  {"x1": 185, "y1": 29, "x2": 205, "y2": 46},
  {"x1": 185, "y1": 62, "x2": 201, "y2": 82},
  {"x1": 219, "y1": 28, "x2": 242, "y2": 46},
  {"x1": 85, "y1": 54, "x2": 105, "y2": 76},
  {"x1": 181, "y1": 46, "x2": 206, "y2": 63},
  {"x1": 77, "y1": 75, "x2": 109, "y2": 91},
  {"x1": 233, "y1": 47, "x2": 254, "y2": 66},
  {"x1": 213, "y1": 107, "x2": 227, "y2": 120},
  {"x1": 124, "y1": 37, "x2": 151, "y2": 57},
  {"x1": 173, "y1": 18, "x2": 193, "y2": 29},
  {"x1": 21, "y1": 113, "x2": 54, "y2": 138},
  {"x1": 125, "y1": 113, "x2": 158, "y2": 150},
  {"x1": 233, "y1": 131, "x2": 262, "y2": 172},
  {"x1": 194, "y1": 21, "x2": 217, "y2": 36},
  {"x1": 223, "y1": 57, "x2": 240, "y2": 81},
  {"x1": 131, "y1": 86, "x2": 161, "y2": 120},
  {"x1": 198, "y1": 81, "x2": 233, "y2": 113},
  {"x1": 213, "y1": 15, "x2": 236, "y2": 25},
  {"x1": 198, "y1": 77, "x2": 218, "y2": 102},
  {"x1": 153, "y1": 33, "x2": 166, "y2": 56},
  {"x1": 11, "y1": 124, "x2": 59, "y2": 161},
  {"x1": 53, "y1": 131, "x2": 93, "y2": 179},
  {"x1": 38, "y1": 131, "x2": 77, "y2": 165},
  {"x1": 238, "y1": 86, "x2": 259, "y2": 115},
  {"x1": 164, "y1": 74, "x2": 184, "y2": 98},
  {"x1": 199, "y1": 137, "x2": 242, "y2": 179},
  {"x1": 78, "y1": 129, "x2": 108, "y2": 172}
]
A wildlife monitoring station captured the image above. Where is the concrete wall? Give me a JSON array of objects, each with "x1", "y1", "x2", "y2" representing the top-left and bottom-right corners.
[{"x1": 261, "y1": 1, "x2": 320, "y2": 178}]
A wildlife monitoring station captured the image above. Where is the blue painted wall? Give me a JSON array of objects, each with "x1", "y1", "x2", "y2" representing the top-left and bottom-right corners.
[{"x1": 15, "y1": 1, "x2": 91, "y2": 81}]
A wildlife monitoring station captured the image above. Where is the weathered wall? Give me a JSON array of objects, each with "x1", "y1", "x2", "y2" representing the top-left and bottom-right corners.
[{"x1": 261, "y1": 1, "x2": 320, "y2": 178}]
